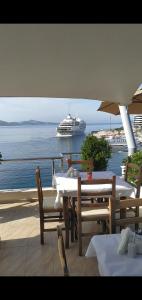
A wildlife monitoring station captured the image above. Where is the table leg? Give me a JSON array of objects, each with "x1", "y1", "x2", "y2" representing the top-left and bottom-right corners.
[
  {"x1": 63, "y1": 196, "x2": 70, "y2": 249},
  {"x1": 120, "y1": 208, "x2": 126, "y2": 231}
]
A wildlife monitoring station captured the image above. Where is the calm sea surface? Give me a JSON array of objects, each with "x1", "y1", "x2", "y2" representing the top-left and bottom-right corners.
[{"x1": 0, "y1": 123, "x2": 128, "y2": 189}]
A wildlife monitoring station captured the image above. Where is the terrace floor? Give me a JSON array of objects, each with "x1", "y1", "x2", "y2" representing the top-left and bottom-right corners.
[{"x1": 0, "y1": 200, "x2": 100, "y2": 276}]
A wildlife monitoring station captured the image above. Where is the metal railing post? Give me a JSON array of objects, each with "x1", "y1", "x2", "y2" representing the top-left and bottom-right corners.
[
  {"x1": 61, "y1": 157, "x2": 64, "y2": 172},
  {"x1": 59, "y1": 153, "x2": 64, "y2": 172},
  {"x1": 51, "y1": 159, "x2": 55, "y2": 187}
]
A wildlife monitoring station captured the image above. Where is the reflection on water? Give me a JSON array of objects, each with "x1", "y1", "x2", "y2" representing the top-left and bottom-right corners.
[{"x1": 56, "y1": 135, "x2": 85, "y2": 154}]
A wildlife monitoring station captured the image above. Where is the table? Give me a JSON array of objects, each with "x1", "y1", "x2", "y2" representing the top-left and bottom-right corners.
[
  {"x1": 53, "y1": 171, "x2": 136, "y2": 248},
  {"x1": 54, "y1": 171, "x2": 135, "y2": 208},
  {"x1": 85, "y1": 234, "x2": 142, "y2": 276}
]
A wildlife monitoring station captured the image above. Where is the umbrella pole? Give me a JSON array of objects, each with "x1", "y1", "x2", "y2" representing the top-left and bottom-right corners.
[{"x1": 119, "y1": 105, "x2": 137, "y2": 156}]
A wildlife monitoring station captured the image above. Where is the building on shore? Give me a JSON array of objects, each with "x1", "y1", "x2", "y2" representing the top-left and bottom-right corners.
[{"x1": 133, "y1": 115, "x2": 142, "y2": 128}]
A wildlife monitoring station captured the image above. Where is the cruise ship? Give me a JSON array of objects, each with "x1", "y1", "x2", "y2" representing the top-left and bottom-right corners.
[{"x1": 56, "y1": 114, "x2": 86, "y2": 137}]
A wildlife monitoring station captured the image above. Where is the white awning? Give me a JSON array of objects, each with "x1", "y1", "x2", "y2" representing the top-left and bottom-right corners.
[{"x1": 0, "y1": 24, "x2": 142, "y2": 103}]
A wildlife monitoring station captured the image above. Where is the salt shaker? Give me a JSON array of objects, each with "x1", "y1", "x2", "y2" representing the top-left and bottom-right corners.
[
  {"x1": 128, "y1": 242, "x2": 136, "y2": 258},
  {"x1": 73, "y1": 169, "x2": 79, "y2": 177},
  {"x1": 70, "y1": 171, "x2": 74, "y2": 178}
]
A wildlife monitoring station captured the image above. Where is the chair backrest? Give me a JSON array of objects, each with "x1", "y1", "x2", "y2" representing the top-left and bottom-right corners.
[
  {"x1": 77, "y1": 176, "x2": 116, "y2": 203},
  {"x1": 67, "y1": 159, "x2": 93, "y2": 172},
  {"x1": 57, "y1": 225, "x2": 69, "y2": 277},
  {"x1": 124, "y1": 162, "x2": 142, "y2": 197},
  {"x1": 111, "y1": 197, "x2": 142, "y2": 232},
  {"x1": 77, "y1": 176, "x2": 116, "y2": 228},
  {"x1": 35, "y1": 166, "x2": 43, "y2": 212}
]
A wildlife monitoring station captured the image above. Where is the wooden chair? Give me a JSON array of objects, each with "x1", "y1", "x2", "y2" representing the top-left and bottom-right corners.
[
  {"x1": 67, "y1": 158, "x2": 94, "y2": 237},
  {"x1": 77, "y1": 176, "x2": 116, "y2": 255},
  {"x1": 86, "y1": 198, "x2": 142, "y2": 276},
  {"x1": 67, "y1": 159, "x2": 93, "y2": 172},
  {"x1": 111, "y1": 197, "x2": 142, "y2": 233},
  {"x1": 121, "y1": 163, "x2": 142, "y2": 228},
  {"x1": 35, "y1": 166, "x2": 64, "y2": 244},
  {"x1": 57, "y1": 225, "x2": 69, "y2": 276}
]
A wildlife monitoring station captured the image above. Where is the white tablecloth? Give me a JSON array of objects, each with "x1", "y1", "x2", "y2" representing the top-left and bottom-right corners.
[
  {"x1": 85, "y1": 234, "x2": 142, "y2": 276},
  {"x1": 53, "y1": 171, "x2": 135, "y2": 208}
]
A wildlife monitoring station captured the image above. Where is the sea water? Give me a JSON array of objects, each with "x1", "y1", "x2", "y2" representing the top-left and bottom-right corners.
[{"x1": 0, "y1": 123, "x2": 128, "y2": 189}]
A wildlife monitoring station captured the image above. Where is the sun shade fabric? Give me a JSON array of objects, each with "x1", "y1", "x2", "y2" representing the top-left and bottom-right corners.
[
  {"x1": 0, "y1": 24, "x2": 142, "y2": 103},
  {"x1": 97, "y1": 101, "x2": 142, "y2": 115}
]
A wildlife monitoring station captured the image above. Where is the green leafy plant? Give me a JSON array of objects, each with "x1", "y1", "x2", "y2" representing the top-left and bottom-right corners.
[
  {"x1": 122, "y1": 151, "x2": 142, "y2": 166},
  {"x1": 80, "y1": 134, "x2": 112, "y2": 171},
  {"x1": 121, "y1": 151, "x2": 142, "y2": 186}
]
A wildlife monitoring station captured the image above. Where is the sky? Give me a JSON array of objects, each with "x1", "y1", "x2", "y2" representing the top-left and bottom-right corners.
[{"x1": 0, "y1": 97, "x2": 126, "y2": 123}]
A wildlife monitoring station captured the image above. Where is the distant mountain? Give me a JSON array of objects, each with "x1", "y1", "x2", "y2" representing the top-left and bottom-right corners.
[{"x1": 0, "y1": 120, "x2": 58, "y2": 126}]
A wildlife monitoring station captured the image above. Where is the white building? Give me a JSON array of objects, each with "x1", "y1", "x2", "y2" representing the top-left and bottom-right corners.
[{"x1": 133, "y1": 115, "x2": 142, "y2": 128}]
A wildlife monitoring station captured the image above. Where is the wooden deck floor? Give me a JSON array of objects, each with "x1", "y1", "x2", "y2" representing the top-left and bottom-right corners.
[{"x1": 0, "y1": 201, "x2": 100, "y2": 276}]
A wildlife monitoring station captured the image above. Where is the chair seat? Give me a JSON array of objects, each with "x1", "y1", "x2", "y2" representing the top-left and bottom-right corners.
[
  {"x1": 115, "y1": 199, "x2": 138, "y2": 214},
  {"x1": 81, "y1": 208, "x2": 109, "y2": 221},
  {"x1": 45, "y1": 221, "x2": 65, "y2": 230},
  {"x1": 77, "y1": 175, "x2": 116, "y2": 255},
  {"x1": 43, "y1": 197, "x2": 63, "y2": 212}
]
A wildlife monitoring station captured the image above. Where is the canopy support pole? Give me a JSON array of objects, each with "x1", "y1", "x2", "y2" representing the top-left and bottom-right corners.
[{"x1": 119, "y1": 105, "x2": 137, "y2": 156}]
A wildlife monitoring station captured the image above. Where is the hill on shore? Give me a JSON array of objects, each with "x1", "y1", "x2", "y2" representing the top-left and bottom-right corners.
[{"x1": 0, "y1": 120, "x2": 58, "y2": 126}]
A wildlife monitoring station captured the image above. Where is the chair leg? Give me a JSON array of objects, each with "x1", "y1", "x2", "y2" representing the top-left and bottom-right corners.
[
  {"x1": 59, "y1": 211, "x2": 63, "y2": 220},
  {"x1": 79, "y1": 236, "x2": 82, "y2": 256},
  {"x1": 120, "y1": 208, "x2": 126, "y2": 231},
  {"x1": 40, "y1": 219, "x2": 44, "y2": 245},
  {"x1": 135, "y1": 206, "x2": 139, "y2": 231},
  {"x1": 74, "y1": 212, "x2": 78, "y2": 240},
  {"x1": 70, "y1": 210, "x2": 74, "y2": 243},
  {"x1": 102, "y1": 220, "x2": 107, "y2": 233},
  {"x1": 78, "y1": 221, "x2": 82, "y2": 256},
  {"x1": 72, "y1": 198, "x2": 78, "y2": 240},
  {"x1": 69, "y1": 197, "x2": 77, "y2": 243},
  {"x1": 40, "y1": 232, "x2": 44, "y2": 245}
]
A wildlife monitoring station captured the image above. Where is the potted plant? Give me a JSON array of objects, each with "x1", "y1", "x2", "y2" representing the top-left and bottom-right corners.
[{"x1": 80, "y1": 134, "x2": 112, "y2": 171}]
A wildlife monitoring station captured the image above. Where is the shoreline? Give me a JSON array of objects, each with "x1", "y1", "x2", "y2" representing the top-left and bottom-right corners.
[
  {"x1": 91, "y1": 127, "x2": 124, "y2": 139},
  {"x1": 91, "y1": 127, "x2": 142, "y2": 146}
]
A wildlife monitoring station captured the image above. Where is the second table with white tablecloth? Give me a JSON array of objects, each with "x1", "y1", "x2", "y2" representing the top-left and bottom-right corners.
[
  {"x1": 85, "y1": 234, "x2": 142, "y2": 276},
  {"x1": 53, "y1": 171, "x2": 136, "y2": 208},
  {"x1": 53, "y1": 171, "x2": 136, "y2": 248}
]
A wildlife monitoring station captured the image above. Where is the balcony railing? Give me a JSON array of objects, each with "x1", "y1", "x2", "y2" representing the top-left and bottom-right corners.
[{"x1": 0, "y1": 152, "x2": 81, "y2": 191}]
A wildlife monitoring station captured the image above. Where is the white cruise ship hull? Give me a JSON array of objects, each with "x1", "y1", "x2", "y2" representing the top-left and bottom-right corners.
[
  {"x1": 56, "y1": 129, "x2": 85, "y2": 137},
  {"x1": 56, "y1": 114, "x2": 86, "y2": 137}
]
